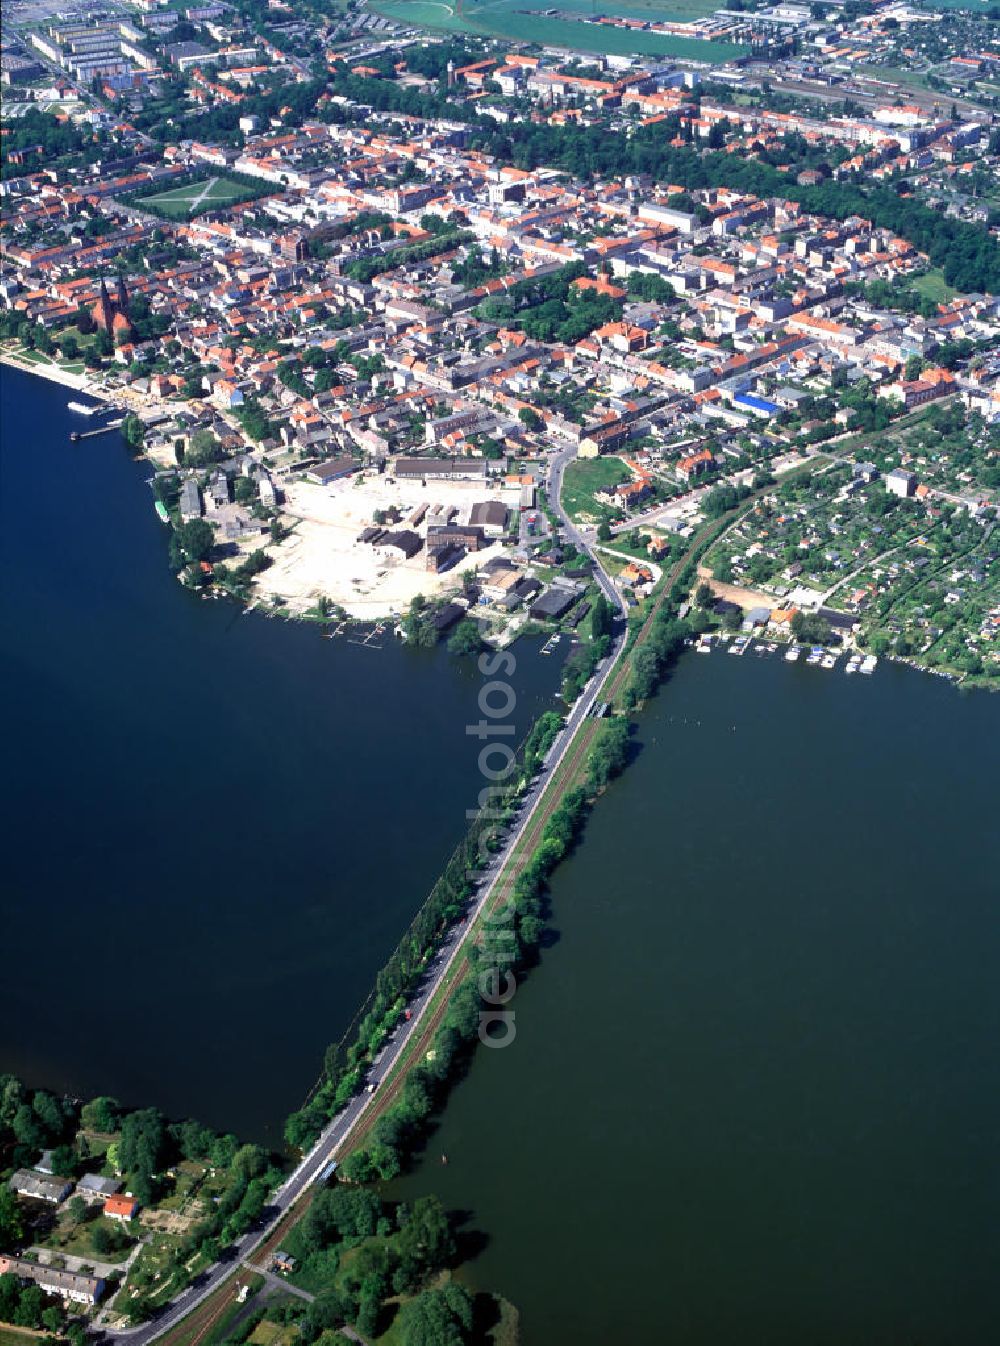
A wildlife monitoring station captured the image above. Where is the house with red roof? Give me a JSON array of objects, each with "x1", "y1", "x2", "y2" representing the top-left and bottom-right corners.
[{"x1": 104, "y1": 1194, "x2": 140, "y2": 1223}]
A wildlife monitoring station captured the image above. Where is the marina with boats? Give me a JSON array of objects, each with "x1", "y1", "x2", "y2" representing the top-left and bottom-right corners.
[{"x1": 695, "y1": 631, "x2": 877, "y2": 676}]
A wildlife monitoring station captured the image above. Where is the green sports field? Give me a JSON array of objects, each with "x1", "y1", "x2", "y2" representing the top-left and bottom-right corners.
[
  {"x1": 920, "y1": 0, "x2": 995, "y2": 10},
  {"x1": 372, "y1": 0, "x2": 748, "y2": 62},
  {"x1": 134, "y1": 174, "x2": 263, "y2": 219}
]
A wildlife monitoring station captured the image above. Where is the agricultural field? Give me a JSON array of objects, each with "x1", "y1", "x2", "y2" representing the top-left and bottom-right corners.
[
  {"x1": 132, "y1": 175, "x2": 264, "y2": 220},
  {"x1": 371, "y1": 0, "x2": 748, "y2": 61}
]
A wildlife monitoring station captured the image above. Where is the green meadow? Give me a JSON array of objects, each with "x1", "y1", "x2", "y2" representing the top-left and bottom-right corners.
[
  {"x1": 135, "y1": 175, "x2": 262, "y2": 219},
  {"x1": 373, "y1": 0, "x2": 748, "y2": 62}
]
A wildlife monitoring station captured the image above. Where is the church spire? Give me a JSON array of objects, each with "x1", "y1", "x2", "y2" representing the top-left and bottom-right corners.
[{"x1": 94, "y1": 275, "x2": 114, "y2": 334}]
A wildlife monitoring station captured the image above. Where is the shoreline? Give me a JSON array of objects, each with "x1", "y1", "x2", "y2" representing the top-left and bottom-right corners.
[
  {"x1": 4, "y1": 389, "x2": 994, "y2": 1339},
  {"x1": 0, "y1": 347, "x2": 150, "y2": 418},
  {"x1": 0, "y1": 348, "x2": 108, "y2": 399},
  {"x1": 3, "y1": 352, "x2": 990, "y2": 691},
  {"x1": 696, "y1": 629, "x2": 983, "y2": 692}
]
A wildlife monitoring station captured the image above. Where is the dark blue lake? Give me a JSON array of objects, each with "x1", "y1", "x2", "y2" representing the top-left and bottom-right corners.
[
  {"x1": 392, "y1": 626, "x2": 1000, "y2": 1345},
  {"x1": 0, "y1": 365, "x2": 562, "y2": 1145}
]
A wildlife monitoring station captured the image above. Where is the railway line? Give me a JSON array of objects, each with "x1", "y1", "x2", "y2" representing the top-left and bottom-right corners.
[{"x1": 114, "y1": 453, "x2": 778, "y2": 1346}]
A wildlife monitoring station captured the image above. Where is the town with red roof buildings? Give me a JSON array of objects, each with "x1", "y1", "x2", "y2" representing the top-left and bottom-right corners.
[{"x1": 1, "y1": 0, "x2": 998, "y2": 680}]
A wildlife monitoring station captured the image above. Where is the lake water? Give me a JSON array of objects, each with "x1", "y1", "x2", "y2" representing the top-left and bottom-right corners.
[
  {"x1": 4, "y1": 366, "x2": 999, "y2": 1343},
  {"x1": 0, "y1": 366, "x2": 562, "y2": 1144},
  {"x1": 392, "y1": 649, "x2": 1000, "y2": 1345}
]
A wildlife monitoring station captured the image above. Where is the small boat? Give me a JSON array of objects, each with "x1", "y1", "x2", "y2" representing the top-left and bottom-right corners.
[
  {"x1": 784, "y1": 646, "x2": 800, "y2": 662},
  {"x1": 67, "y1": 401, "x2": 97, "y2": 416},
  {"x1": 821, "y1": 654, "x2": 836, "y2": 670},
  {"x1": 860, "y1": 655, "x2": 877, "y2": 675},
  {"x1": 845, "y1": 657, "x2": 859, "y2": 675},
  {"x1": 154, "y1": 500, "x2": 169, "y2": 524},
  {"x1": 696, "y1": 635, "x2": 712, "y2": 654}
]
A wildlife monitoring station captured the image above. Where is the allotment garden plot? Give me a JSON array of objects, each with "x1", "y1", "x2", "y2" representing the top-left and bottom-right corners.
[{"x1": 703, "y1": 460, "x2": 999, "y2": 683}]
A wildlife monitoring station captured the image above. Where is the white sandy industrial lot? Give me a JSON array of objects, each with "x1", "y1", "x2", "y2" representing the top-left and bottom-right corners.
[{"x1": 253, "y1": 470, "x2": 521, "y2": 619}]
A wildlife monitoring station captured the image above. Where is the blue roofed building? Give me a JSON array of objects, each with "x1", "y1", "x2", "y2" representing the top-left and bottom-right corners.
[{"x1": 733, "y1": 392, "x2": 780, "y2": 418}]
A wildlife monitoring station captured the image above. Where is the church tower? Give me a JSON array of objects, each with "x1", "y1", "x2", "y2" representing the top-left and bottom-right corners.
[
  {"x1": 91, "y1": 273, "x2": 133, "y2": 340},
  {"x1": 92, "y1": 277, "x2": 115, "y2": 334}
]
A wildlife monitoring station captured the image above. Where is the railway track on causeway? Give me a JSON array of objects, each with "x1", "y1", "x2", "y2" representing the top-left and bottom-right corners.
[
  {"x1": 339, "y1": 500, "x2": 731, "y2": 1153},
  {"x1": 133, "y1": 465, "x2": 793, "y2": 1346},
  {"x1": 146, "y1": 644, "x2": 619, "y2": 1346},
  {"x1": 345, "y1": 702, "x2": 607, "y2": 1154}
]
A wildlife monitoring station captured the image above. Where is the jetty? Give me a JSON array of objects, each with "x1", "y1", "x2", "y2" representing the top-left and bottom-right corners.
[{"x1": 70, "y1": 418, "x2": 125, "y2": 442}]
